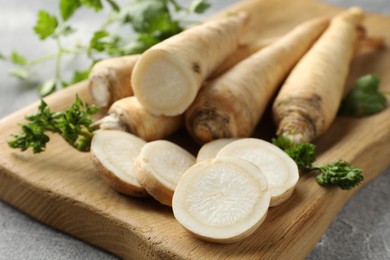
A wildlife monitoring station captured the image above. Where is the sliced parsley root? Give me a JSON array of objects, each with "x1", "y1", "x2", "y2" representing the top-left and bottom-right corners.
[
  {"x1": 196, "y1": 138, "x2": 238, "y2": 162},
  {"x1": 217, "y1": 138, "x2": 299, "y2": 207},
  {"x1": 8, "y1": 95, "x2": 99, "y2": 153},
  {"x1": 91, "y1": 130, "x2": 149, "y2": 197},
  {"x1": 272, "y1": 136, "x2": 364, "y2": 190},
  {"x1": 135, "y1": 140, "x2": 196, "y2": 206},
  {"x1": 172, "y1": 157, "x2": 271, "y2": 243}
]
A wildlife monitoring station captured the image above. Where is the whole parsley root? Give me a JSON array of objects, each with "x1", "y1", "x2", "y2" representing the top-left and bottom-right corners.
[
  {"x1": 97, "y1": 96, "x2": 183, "y2": 141},
  {"x1": 88, "y1": 55, "x2": 140, "y2": 108},
  {"x1": 132, "y1": 12, "x2": 249, "y2": 116},
  {"x1": 8, "y1": 95, "x2": 99, "y2": 153},
  {"x1": 273, "y1": 8, "x2": 363, "y2": 144}
]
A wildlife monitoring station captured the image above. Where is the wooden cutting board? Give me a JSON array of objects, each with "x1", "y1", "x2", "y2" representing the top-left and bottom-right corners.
[{"x1": 1, "y1": 0, "x2": 389, "y2": 259}]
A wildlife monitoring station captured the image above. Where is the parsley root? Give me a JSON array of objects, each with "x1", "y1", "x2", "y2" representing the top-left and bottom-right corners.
[
  {"x1": 196, "y1": 138, "x2": 238, "y2": 162},
  {"x1": 273, "y1": 8, "x2": 364, "y2": 144},
  {"x1": 97, "y1": 96, "x2": 183, "y2": 141},
  {"x1": 209, "y1": 37, "x2": 277, "y2": 79},
  {"x1": 88, "y1": 55, "x2": 140, "y2": 108},
  {"x1": 135, "y1": 140, "x2": 196, "y2": 206},
  {"x1": 90, "y1": 130, "x2": 148, "y2": 197},
  {"x1": 185, "y1": 17, "x2": 329, "y2": 144},
  {"x1": 172, "y1": 157, "x2": 270, "y2": 243},
  {"x1": 217, "y1": 138, "x2": 299, "y2": 206},
  {"x1": 132, "y1": 12, "x2": 249, "y2": 116}
]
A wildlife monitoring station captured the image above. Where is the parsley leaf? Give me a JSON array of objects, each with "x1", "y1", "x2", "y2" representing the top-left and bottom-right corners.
[
  {"x1": 88, "y1": 30, "x2": 122, "y2": 55},
  {"x1": 60, "y1": 0, "x2": 81, "y2": 21},
  {"x1": 272, "y1": 136, "x2": 316, "y2": 169},
  {"x1": 65, "y1": 69, "x2": 91, "y2": 86},
  {"x1": 34, "y1": 10, "x2": 59, "y2": 40},
  {"x1": 38, "y1": 80, "x2": 57, "y2": 97},
  {"x1": 106, "y1": 0, "x2": 120, "y2": 12},
  {"x1": 89, "y1": 30, "x2": 110, "y2": 52},
  {"x1": 80, "y1": 0, "x2": 103, "y2": 11},
  {"x1": 9, "y1": 68, "x2": 31, "y2": 80},
  {"x1": 314, "y1": 160, "x2": 364, "y2": 190},
  {"x1": 124, "y1": 0, "x2": 180, "y2": 33},
  {"x1": 10, "y1": 51, "x2": 28, "y2": 65},
  {"x1": 189, "y1": 0, "x2": 211, "y2": 14},
  {"x1": 339, "y1": 74, "x2": 387, "y2": 117},
  {"x1": 8, "y1": 95, "x2": 99, "y2": 153}
]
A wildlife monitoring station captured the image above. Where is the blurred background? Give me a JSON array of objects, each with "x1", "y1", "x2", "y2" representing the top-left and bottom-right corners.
[{"x1": 0, "y1": 0, "x2": 389, "y2": 259}]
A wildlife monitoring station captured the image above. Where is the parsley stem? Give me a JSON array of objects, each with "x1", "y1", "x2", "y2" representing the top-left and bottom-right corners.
[
  {"x1": 55, "y1": 37, "x2": 63, "y2": 84},
  {"x1": 27, "y1": 52, "x2": 58, "y2": 66},
  {"x1": 23, "y1": 47, "x2": 85, "y2": 68},
  {"x1": 80, "y1": 129, "x2": 94, "y2": 138}
]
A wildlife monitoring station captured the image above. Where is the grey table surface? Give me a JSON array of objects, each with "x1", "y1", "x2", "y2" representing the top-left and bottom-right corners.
[{"x1": 0, "y1": 0, "x2": 389, "y2": 259}]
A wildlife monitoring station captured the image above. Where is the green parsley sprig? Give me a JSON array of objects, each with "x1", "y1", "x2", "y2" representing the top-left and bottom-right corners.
[
  {"x1": 314, "y1": 160, "x2": 363, "y2": 190},
  {"x1": 339, "y1": 74, "x2": 388, "y2": 117},
  {"x1": 272, "y1": 136, "x2": 363, "y2": 190},
  {"x1": 8, "y1": 95, "x2": 99, "y2": 153},
  {"x1": 1, "y1": 0, "x2": 211, "y2": 96}
]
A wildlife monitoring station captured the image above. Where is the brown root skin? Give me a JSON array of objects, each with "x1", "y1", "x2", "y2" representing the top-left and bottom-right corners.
[
  {"x1": 100, "y1": 96, "x2": 184, "y2": 141},
  {"x1": 274, "y1": 95, "x2": 323, "y2": 144},
  {"x1": 88, "y1": 55, "x2": 140, "y2": 108},
  {"x1": 276, "y1": 111, "x2": 317, "y2": 144},
  {"x1": 208, "y1": 37, "x2": 277, "y2": 79},
  {"x1": 185, "y1": 101, "x2": 238, "y2": 144}
]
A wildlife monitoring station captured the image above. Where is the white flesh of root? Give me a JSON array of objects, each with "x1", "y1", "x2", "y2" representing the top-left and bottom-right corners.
[
  {"x1": 172, "y1": 157, "x2": 270, "y2": 243},
  {"x1": 135, "y1": 140, "x2": 196, "y2": 206},
  {"x1": 90, "y1": 130, "x2": 148, "y2": 197},
  {"x1": 217, "y1": 138, "x2": 299, "y2": 207},
  {"x1": 196, "y1": 138, "x2": 239, "y2": 162}
]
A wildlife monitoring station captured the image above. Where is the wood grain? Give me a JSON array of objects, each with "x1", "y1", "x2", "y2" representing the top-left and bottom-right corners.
[{"x1": 1, "y1": 0, "x2": 390, "y2": 259}]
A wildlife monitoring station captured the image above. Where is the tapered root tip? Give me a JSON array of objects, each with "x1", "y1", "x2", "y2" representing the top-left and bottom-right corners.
[
  {"x1": 96, "y1": 114, "x2": 126, "y2": 131},
  {"x1": 276, "y1": 112, "x2": 316, "y2": 144},
  {"x1": 336, "y1": 7, "x2": 364, "y2": 24}
]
